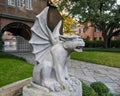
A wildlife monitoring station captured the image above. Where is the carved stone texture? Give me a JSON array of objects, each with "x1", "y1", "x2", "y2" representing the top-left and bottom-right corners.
[{"x1": 23, "y1": 77, "x2": 82, "y2": 96}]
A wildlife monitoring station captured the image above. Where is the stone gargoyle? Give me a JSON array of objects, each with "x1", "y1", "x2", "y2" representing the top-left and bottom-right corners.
[{"x1": 29, "y1": 7, "x2": 85, "y2": 92}]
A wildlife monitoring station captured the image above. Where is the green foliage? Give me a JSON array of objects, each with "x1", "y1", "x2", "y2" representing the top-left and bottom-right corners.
[
  {"x1": 85, "y1": 40, "x2": 104, "y2": 48},
  {"x1": 0, "y1": 31, "x2": 3, "y2": 50},
  {"x1": 0, "y1": 40, "x2": 3, "y2": 50},
  {"x1": 59, "y1": 0, "x2": 120, "y2": 48},
  {"x1": 111, "y1": 40, "x2": 120, "y2": 48},
  {"x1": 90, "y1": 82, "x2": 109, "y2": 95},
  {"x1": 59, "y1": 0, "x2": 119, "y2": 24},
  {"x1": 82, "y1": 82, "x2": 115, "y2": 96},
  {"x1": 82, "y1": 82, "x2": 98, "y2": 96},
  {"x1": 84, "y1": 40, "x2": 120, "y2": 48}
]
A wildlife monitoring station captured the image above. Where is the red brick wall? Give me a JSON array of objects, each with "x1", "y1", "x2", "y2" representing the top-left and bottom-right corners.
[
  {"x1": 77, "y1": 26, "x2": 103, "y2": 40},
  {"x1": 0, "y1": 18, "x2": 33, "y2": 29}
]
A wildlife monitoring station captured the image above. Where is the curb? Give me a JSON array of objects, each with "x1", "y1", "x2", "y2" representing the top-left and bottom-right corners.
[{"x1": 0, "y1": 78, "x2": 32, "y2": 96}]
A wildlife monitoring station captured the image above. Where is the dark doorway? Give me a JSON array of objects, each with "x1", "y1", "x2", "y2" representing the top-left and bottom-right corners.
[{"x1": 1, "y1": 22, "x2": 31, "y2": 40}]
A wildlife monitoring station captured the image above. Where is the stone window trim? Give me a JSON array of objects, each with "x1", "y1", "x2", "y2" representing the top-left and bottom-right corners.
[
  {"x1": 7, "y1": 0, "x2": 33, "y2": 10},
  {"x1": 8, "y1": 0, "x2": 16, "y2": 6},
  {"x1": 17, "y1": 0, "x2": 25, "y2": 8},
  {"x1": 17, "y1": 0, "x2": 33, "y2": 10},
  {"x1": 25, "y1": 0, "x2": 33, "y2": 10}
]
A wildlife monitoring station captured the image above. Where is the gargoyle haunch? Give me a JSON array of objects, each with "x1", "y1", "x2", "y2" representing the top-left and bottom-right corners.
[{"x1": 29, "y1": 7, "x2": 85, "y2": 92}]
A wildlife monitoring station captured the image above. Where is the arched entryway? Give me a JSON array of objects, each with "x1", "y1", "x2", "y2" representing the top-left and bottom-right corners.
[
  {"x1": 1, "y1": 22, "x2": 31, "y2": 40},
  {"x1": 1, "y1": 22, "x2": 32, "y2": 52}
]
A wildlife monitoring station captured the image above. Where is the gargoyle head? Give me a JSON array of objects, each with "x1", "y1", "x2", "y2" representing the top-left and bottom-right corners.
[{"x1": 60, "y1": 35, "x2": 85, "y2": 52}]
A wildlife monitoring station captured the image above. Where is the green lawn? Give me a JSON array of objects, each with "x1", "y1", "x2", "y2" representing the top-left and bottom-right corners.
[
  {"x1": 0, "y1": 52, "x2": 33, "y2": 87},
  {"x1": 0, "y1": 49, "x2": 120, "y2": 87},
  {"x1": 71, "y1": 51, "x2": 120, "y2": 68}
]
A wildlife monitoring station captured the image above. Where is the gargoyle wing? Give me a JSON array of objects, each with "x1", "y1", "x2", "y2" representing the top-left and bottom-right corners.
[{"x1": 29, "y1": 7, "x2": 62, "y2": 62}]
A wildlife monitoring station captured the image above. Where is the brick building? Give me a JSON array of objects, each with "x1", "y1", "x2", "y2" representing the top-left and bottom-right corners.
[
  {"x1": 0, "y1": 0, "x2": 63, "y2": 52},
  {"x1": 76, "y1": 22, "x2": 103, "y2": 41},
  {"x1": 76, "y1": 22, "x2": 120, "y2": 41}
]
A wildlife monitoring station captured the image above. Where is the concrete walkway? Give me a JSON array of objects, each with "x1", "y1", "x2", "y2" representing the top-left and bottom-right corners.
[
  {"x1": 68, "y1": 60, "x2": 120, "y2": 95},
  {"x1": 11, "y1": 52, "x2": 120, "y2": 95}
]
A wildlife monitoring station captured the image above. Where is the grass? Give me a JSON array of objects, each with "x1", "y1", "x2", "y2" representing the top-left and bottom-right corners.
[
  {"x1": 0, "y1": 48, "x2": 120, "y2": 87},
  {"x1": 0, "y1": 52, "x2": 33, "y2": 87},
  {"x1": 71, "y1": 50, "x2": 120, "y2": 68}
]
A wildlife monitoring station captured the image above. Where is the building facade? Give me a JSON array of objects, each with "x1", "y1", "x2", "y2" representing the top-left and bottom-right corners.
[
  {"x1": 0, "y1": 0, "x2": 63, "y2": 52},
  {"x1": 76, "y1": 22, "x2": 120, "y2": 41},
  {"x1": 76, "y1": 22, "x2": 103, "y2": 41}
]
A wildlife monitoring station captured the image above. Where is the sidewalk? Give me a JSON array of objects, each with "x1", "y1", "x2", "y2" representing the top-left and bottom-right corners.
[{"x1": 68, "y1": 60, "x2": 120, "y2": 95}]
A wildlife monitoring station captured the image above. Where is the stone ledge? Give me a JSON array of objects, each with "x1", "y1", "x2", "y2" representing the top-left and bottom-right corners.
[{"x1": 0, "y1": 78, "x2": 32, "y2": 96}]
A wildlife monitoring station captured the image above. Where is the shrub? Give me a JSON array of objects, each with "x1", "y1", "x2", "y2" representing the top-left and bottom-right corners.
[
  {"x1": 0, "y1": 40, "x2": 3, "y2": 50},
  {"x1": 84, "y1": 40, "x2": 104, "y2": 48},
  {"x1": 111, "y1": 40, "x2": 120, "y2": 48},
  {"x1": 84, "y1": 40, "x2": 120, "y2": 48},
  {"x1": 90, "y1": 82, "x2": 109, "y2": 95},
  {"x1": 82, "y1": 82, "x2": 98, "y2": 96},
  {"x1": 0, "y1": 31, "x2": 3, "y2": 50}
]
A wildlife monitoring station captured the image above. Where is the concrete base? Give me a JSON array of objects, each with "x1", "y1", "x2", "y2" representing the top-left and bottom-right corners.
[{"x1": 23, "y1": 77, "x2": 82, "y2": 96}]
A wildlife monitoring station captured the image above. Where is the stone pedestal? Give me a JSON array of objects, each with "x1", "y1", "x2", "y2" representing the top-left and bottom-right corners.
[{"x1": 23, "y1": 77, "x2": 82, "y2": 96}]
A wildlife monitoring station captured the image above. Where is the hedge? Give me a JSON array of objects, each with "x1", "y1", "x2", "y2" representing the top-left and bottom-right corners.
[
  {"x1": 82, "y1": 81, "x2": 115, "y2": 96},
  {"x1": 0, "y1": 31, "x2": 3, "y2": 50},
  {"x1": 0, "y1": 41, "x2": 3, "y2": 51},
  {"x1": 82, "y1": 82, "x2": 98, "y2": 96},
  {"x1": 111, "y1": 40, "x2": 120, "y2": 48},
  {"x1": 84, "y1": 40, "x2": 120, "y2": 48}
]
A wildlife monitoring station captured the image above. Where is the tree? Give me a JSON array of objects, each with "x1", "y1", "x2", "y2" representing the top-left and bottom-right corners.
[
  {"x1": 62, "y1": 14, "x2": 77, "y2": 34},
  {"x1": 59, "y1": 0, "x2": 120, "y2": 48},
  {"x1": 51, "y1": 0, "x2": 77, "y2": 35}
]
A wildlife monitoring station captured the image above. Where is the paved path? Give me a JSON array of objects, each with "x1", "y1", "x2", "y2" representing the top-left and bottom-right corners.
[
  {"x1": 11, "y1": 53, "x2": 120, "y2": 95},
  {"x1": 68, "y1": 60, "x2": 120, "y2": 95}
]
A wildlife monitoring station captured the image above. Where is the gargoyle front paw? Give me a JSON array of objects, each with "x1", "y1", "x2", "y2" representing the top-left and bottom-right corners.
[
  {"x1": 41, "y1": 79, "x2": 62, "y2": 92},
  {"x1": 61, "y1": 80, "x2": 73, "y2": 91}
]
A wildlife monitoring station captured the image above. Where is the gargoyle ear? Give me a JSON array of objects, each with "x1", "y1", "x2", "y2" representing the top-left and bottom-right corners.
[{"x1": 53, "y1": 20, "x2": 62, "y2": 38}]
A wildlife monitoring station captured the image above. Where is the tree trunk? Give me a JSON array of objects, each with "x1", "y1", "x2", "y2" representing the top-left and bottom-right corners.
[
  {"x1": 104, "y1": 38, "x2": 108, "y2": 48},
  {"x1": 107, "y1": 37, "x2": 111, "y2": 48},
  {"x1": 102, "y1": 30, "x2": 108, "y2": 48}
]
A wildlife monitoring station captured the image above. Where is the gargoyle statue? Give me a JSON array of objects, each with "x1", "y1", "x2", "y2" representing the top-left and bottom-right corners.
[{"x1": 29, "y1": 7, "x2": 85, "y2": 92}]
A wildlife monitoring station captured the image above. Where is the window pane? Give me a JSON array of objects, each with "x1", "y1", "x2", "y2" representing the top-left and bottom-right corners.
[
  {"x1": 25, "y1": 0, "x2": 33, "y2": 10},
  {"x1": 17, "y1": 0, "x2": 25, "y2": 7},
  {"x1": 8, "y1": 0, "x2": 15, "y2": 6}
]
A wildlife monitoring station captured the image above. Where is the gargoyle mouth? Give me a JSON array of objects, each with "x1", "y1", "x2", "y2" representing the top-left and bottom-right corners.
[
  {"x1": 75, "y1": 46, "x2": 83, "y2": 52},
  {"x1": 76, "y1": 46, "x2": 81, "y2": 49}
]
